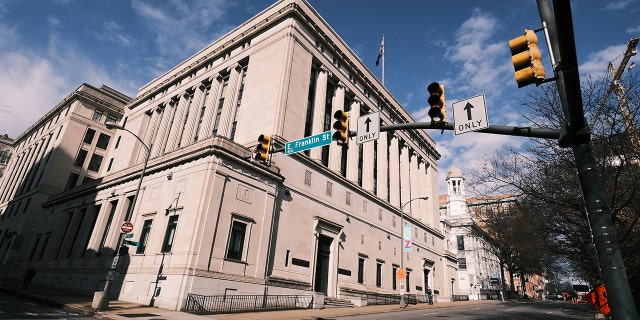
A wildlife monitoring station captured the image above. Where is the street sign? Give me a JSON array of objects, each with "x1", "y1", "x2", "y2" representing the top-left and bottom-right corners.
[
  {"x1": 357, "y1": 112, "x2": 380, "y2": 144},
  {"x1": 121, "y1": 221, "x2": 134, "y2": 233},
  {"x1": 403, "y1": 225, "x2": 412, "y2": 253},
  {"x1": 285, "y1": 131, "x2": 332, "y2": 155},
  {"x1": 452, "y1": 94, "x2": 488, "y2": 135},
  {"x1": 396, "y1": 268, "x2": 407, "y2": 280},
  {"x1": 125, "y1": 233, "x2": 134, "y2": 239}
]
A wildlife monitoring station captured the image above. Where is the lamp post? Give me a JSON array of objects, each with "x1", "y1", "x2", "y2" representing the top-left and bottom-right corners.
[
  {"x1": 94, "y1": 121, "x2": 152, "y2": 310},
  {"x1": 398, "y1": 196, "x2": 429, "y2": 308}
]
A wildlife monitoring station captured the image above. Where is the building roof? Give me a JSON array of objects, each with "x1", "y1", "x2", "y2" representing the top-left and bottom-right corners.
[{"x1": 446, "y1": 166, "x2": 463, "y2": 179}]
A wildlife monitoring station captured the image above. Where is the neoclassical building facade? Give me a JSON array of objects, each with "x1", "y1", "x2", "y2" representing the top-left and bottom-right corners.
[{"x1": 0, "y1": 0, "x2": 458, "y2": 310}]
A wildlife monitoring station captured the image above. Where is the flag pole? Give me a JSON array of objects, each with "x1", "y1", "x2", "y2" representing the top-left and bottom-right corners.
[{"x1": 382, "y1": 34, "x2": 385, "y2": 86}]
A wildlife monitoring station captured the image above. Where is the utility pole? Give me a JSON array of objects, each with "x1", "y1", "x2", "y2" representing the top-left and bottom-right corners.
[{"x1": 537, "y1": 1, "x2": 638, "y2": 319}]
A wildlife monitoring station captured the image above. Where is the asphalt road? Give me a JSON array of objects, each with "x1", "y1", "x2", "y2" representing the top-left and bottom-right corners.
[
  {"x1": 0, "y1": 291, "x2": 97, "y2": 319},
  {"x1": 335, "y1": 300, "x2": 598, "y2": 320}
]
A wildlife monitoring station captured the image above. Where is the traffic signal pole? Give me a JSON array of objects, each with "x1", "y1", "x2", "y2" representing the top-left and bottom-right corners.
[{"x1": 538, "y1": 0, "x2": 638, "y2": 318}]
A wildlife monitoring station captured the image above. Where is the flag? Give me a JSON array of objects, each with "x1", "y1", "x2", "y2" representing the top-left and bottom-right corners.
[
  {"x1": 629, "y1": 61, "x2": 636, "y2": 70},
  {"x1": 375, "y1": 36, "x2": 384, "y2": 66}
]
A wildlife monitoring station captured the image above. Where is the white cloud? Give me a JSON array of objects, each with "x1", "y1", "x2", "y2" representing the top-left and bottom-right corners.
[
  {"x1": 579, "y1": 44, "x2": 627, "y2": 77},
  {"x1": 602, "y1": 0, "x2": 635, "y2": 10},
  {"x1": 131, "y1": 0, "x2": 233, "y2": 64}
]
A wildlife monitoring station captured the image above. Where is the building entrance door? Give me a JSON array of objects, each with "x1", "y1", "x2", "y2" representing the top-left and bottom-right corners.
[{"x1": 314, "y1": 235, "x2": 333, "y2": 294}]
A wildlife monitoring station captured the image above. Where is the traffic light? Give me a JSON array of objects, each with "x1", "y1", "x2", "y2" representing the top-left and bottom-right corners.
[
  {"x1": 332, "y1": 110, "x2": 349, "y2": 145},
  {"x1": 509, "y1": 29, "x2": 545, "y2": 88},
  {"x1": 427, "y1": 82, "x2": 446, "y2": 123},
  {"x1": 257, "y1": 134, "x2": 271, "y2": 162}
]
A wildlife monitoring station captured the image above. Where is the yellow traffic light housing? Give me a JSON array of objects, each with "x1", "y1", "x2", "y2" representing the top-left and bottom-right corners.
[
  {"x1": 509, "y1": 29, "x2": 546, "y2": 88},
  {"x1": 332, "y1": 110, "x2": 349, "y2": 145},
  {"x1": 257, "y1": 134, "x2": 271, "y2": 163},
  {"x1": 427, "y1": 82, "x2": 446, "y2": 123}
]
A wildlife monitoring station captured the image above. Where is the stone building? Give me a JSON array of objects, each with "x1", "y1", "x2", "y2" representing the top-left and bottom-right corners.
[
  {"x1": 0, "y1": 134, "x2": 13, "y2": 180},
  {"x1": 0, "y1": 0, "x2": 457, "y2": 311},
  {"x1": 0, "y1": 83, "x2": 128, "y2": 266},
  {"x1": 439, "y1": 167, "x2": 504, "y2": 300}
]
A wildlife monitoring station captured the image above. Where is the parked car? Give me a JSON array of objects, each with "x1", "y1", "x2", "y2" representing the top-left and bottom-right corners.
[{"x1": 547, "y1": 292, "x2": 564, "y2": 300}]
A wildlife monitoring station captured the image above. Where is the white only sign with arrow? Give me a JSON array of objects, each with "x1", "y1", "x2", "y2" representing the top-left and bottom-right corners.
[
  {"x1": 452, "y1": 94, "x2": 489, "y2": 135},
  {"x1": 357, "y1": 112, "x2": 380, "y2": 144}
]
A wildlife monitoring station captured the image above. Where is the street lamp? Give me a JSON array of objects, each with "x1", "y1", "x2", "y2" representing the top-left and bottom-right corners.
[
  {"x1": 398, "y1": 196, "x2": 429, "y2": 308},
  {"x1": 93, "y1": 121, "x2": 152, "y2": 310}
]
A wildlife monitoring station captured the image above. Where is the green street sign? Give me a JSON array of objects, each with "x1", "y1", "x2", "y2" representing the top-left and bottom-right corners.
[{"x1": 285, "y1": 131, "x2": 332, "y2": 155}]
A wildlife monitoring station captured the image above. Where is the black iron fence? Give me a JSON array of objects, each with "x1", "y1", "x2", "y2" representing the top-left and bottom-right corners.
[
  {"x1": 453, "y1": 294, "x2": 470, "y2": 301},
  {"x1": 184, "y1": 293, "x2": 314, "y2": 315}
]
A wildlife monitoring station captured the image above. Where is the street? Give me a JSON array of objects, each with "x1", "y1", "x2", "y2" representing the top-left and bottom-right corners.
[
  {"x1": 335, "y1": 300, "x2": 598, "y2": 320},
  {"x1": 0, "y1": 291, "x2": 97, "y2": 319}
]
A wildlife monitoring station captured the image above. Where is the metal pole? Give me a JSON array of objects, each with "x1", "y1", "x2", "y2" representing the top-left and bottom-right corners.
[
  {"x1": 398, "y1": 196, "x2": 428, "y2": 308},
  {"x1": 537, "y1": 1, "x2": 638, "y2": 318},
  {"x1": 95, "y1": 123, "x2": 152, "y2": 310}
]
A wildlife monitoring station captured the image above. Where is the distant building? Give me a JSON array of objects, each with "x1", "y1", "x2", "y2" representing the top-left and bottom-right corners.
[
  {"x1": 0, "y1": 134, "x2": 13, "y2": 180},
  {"x1": 439, "y1": 167, "x2": 504, "y2": 300},
  {"x1": 0, "y1": 0, "x2": 456, "y2": 311},
  {"x1": 0, "y1": 84, "x2": 129, "y2": 267}
]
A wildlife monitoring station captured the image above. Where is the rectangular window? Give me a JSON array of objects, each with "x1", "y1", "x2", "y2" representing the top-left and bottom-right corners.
[
  {"x1": 358, "y1": 257, "x2": 365, "y2": 284},
  {"x1": 92, "y1": 109, "x2": 104, "y2": 121},
  {"x1": 87, "y1": 154, "x2": 103, "y2": 172},
  {"x1": 97, "y1": 200, "x2": 118, "y2": 256},
  {"x1": 457, "y1": 235, "x2": 465, "y2": 251},
  {"x1": 376, "y1": 262, "x2": 382, "y2": 287},
  {"x1": 114, "y1": 136, "x2": 121, "y2": 149},
  {"x1": 392, "y1": 266, "x2": 398, "y2": 290},
  {"x1": 96, "y1": 133, "x2": 111, "y2": 149},
  {"x1": 226, "y1": 220, "x2": 247, "y2": 261},
  {"x1": 459, "y1": 258, "x2": 467, "y2": 270},
  {"x1": 304, "y1": 66, "x2": 318, "y2": 155},
  {"x1": 106, "y1": 113, "x2": 118, "y2": 124},
  {"x1": 136, "y1": 219, "x2": 153, "y2": 254},
  {"x1": 83, "y1": 128, "x2": 96, "y2": 144},
  {"x1": 406, "y1": 271, "x2": 411, "y2": 292},
  {"x1": 162, "y1": 215, "x2": 179, "y2": 252},
  {"x1": 107, "y1": 158, "x2": 114, "y2": 172},
  {"x1": 65, "y1": 172, "x2": 79, "y2": 190},
  {"x1": 37, "y1": 233, "x2": 51, "y2": 260},
  {"x1": 321, "y1": 83, "x2": 334, "y2": 166},
  {"x1": 29, "y1": 234, "x2": 42, "y2": 260},
  {"x1": 230, "y1": 65, "x2": 247, "y2": 140},
  {"x1": 74, "y1": 149, "x2": 88, "y2": 167},
  {"x1": 81, "y1": 204, "x2": 100, "y2": 257}
]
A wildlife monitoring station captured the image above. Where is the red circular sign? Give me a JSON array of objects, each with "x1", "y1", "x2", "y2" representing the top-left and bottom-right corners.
[{"x1": 121, "y1": 222, "x2": 134, "y2": 233}]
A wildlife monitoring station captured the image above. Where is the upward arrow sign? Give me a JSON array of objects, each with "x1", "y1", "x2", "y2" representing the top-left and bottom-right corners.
[
  {"x1": 364, "y1": 117, "x2": 371, "y2": 132},
  {"x1": 463, "y1": 102, "x2": 474, "y2": 120}
]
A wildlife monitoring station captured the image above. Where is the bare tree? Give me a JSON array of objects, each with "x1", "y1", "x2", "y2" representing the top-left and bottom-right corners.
[{"x1": 471, "y1": 70, "x2": 640, "y2": 305}]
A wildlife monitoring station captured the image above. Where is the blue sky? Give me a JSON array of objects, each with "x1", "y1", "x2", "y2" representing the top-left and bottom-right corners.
[{"x1": 1, "y1": 0, "x2": 639, "y2": 193}]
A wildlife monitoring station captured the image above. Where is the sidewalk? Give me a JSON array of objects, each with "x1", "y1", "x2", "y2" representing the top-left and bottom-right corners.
[{"x1": 0, "y1": 279, "x2": 498, "y2": 320}]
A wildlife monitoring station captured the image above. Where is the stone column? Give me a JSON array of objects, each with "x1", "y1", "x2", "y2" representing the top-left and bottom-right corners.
[
  {"x1": 409, "y1": 152, "x2": 421, "y2": 216},
  {"x1": 388, "y1": 134, "x2": 400, "y2": 207},
  {"x1": 179, "y1": 87, "x2": 201, "y2": 147},
  {"x1": 219, "y1": 65, "x2": 243, "y2": 138},
  {"x1": 362, "y1": 123, "x2": 376, "y2": 192},
  {"x1": 199, "y1": 77, "x2": 219, "y2": 138},
  {"x1": 310, "y1": 67, "x2": 328, "y2": 161},
  {"x1": 400, "y1": 144, "x2": 411, "y2": 214},
  {"x1": 346, "y1": 99, "x2": 360, "y2": 183},
  {"x1": 376, "y1": 129, "x2": 388, "y2": 200}
]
